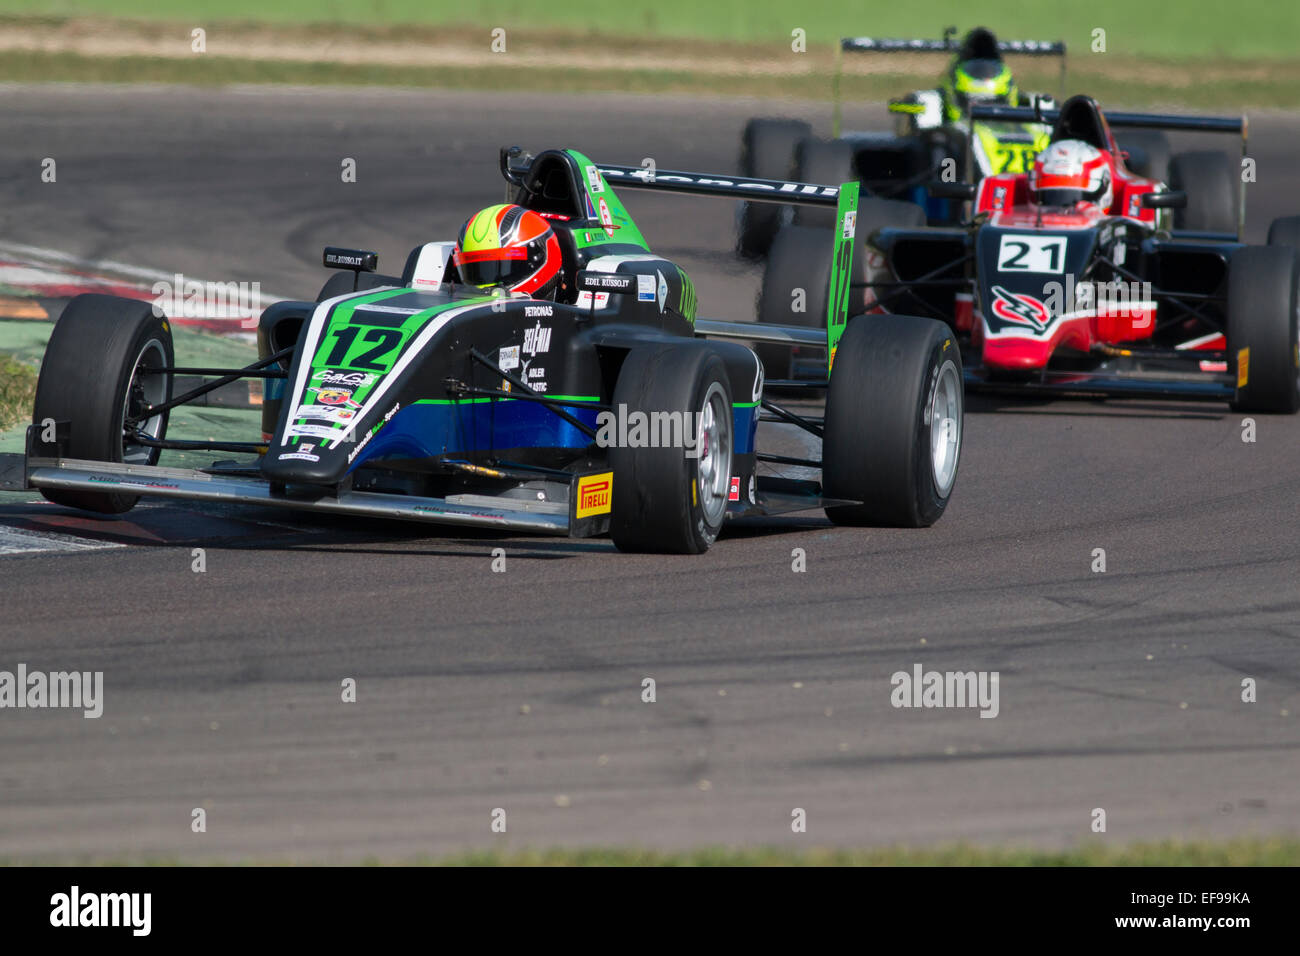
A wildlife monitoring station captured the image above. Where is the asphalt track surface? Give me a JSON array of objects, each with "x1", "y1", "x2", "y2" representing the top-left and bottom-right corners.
[{"x1": 0, "y1": 86, "x2": 1298, "y2": 862}]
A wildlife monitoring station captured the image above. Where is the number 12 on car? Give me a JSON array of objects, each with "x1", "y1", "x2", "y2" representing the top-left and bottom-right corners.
[{"x1": 323, "y1": 325, "x2": 405, "y2": 371}]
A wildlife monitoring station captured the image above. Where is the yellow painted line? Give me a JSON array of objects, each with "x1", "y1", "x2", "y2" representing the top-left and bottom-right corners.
[{"x1": 0, "y1": 296, "x2": 48, "y2": 319}]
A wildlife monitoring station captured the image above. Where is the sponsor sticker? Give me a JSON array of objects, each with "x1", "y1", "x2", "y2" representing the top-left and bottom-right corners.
[
  {"x1": 598, "y1": 198, "x2": 615, "y2": 237},
  {"x1": 313, "y1": 369, "x2": 376, "y2": 387},
  {"x1": 637, "y1": 274, "x2": 655, "y2": 302},
  {"x1": 656, "y1": 270, "x2": 668, "y2": 314},
  {"x1": 297, "y1": 405, "x2": 355, "y2": 423},
  {"x1": 575, "y1": 472, "x2": 613, "y2": 519},
  {"x1": 279, "y1": 443, "x2": 320, "y2": 463},
  {"x1": 585, "y1": 165, "x2": 604, "y2": 193},
  {"x1": 1237, "y1": 347, "x2": 1250, "y2": 387},
  {"x1": 498, "y1": 345, "x2": 520, "y2": 371},
  {"x1": 728, "y1": 476, "x2": 740, "y2": 501},
  {"x1": 290, "y1": 423, "x2": 340, "y2": 439},
  {"x1": 842, "y1": 210, "x2": 857, "y2": 240},
  {"x1": 990, "y1": 285, "x2": 1050, "y2": 333},
  {"x1": 309, "y1": 386, "x2": 361, "y2": 407},
  {"x1": 523, "y1": 322, "x2": 552, "y2": 356}
]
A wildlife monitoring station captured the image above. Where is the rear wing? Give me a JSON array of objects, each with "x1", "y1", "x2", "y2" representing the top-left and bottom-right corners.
[
  {"x1": 971, "y1": 104, "x2": 1249, "y2": 238},
  {"x1": 594, "y1": 163, "x2": 839, "y2": 206},
  {"x1": 833, "y1": 28, "x2": 1067, "y2": 135},
  {"x1": 502, "y1": 151, "x2": 853, "y2": 377},
  {"x1": 594, "y1": 162, "x2": 854, "y2": 377}
]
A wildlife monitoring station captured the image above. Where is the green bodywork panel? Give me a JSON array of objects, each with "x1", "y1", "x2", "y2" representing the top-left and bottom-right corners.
[{"x1": 293, "y1": 287, "x2": 493, "y2": 446}]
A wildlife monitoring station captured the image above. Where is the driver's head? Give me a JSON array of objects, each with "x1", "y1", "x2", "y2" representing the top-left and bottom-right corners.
[
  {"x1": 453, "y1": 203, "x2": 562, "y2": 299},
  {"x1": 1030, "y1": 139, "x2": 1113, "y2": 211},
  {"x1": 944, "y1": 29, "x2": 1018, "y2": 121}
]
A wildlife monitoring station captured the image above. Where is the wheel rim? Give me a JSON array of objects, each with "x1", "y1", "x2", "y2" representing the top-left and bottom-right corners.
[
  {"x1": 121, "y1": 338, "x2": 169, "y2": 465},
  {"x1": 928, "y1": 359, "x2": 962, "y2": 497},
  {"x1": 695, "y1": 382, "x2": 732, "y2": 527}
]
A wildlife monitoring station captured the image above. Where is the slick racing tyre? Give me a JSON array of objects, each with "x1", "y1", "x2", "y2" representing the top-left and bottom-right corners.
[
  {"x1": 823, "y1": 315, "x2": 963, "y2": 526},
  {"x1": 31, "y1": 294, "x2": 175, "y2": 514},
  {"x1": 610, "y1": 343, "x2": 734, "y2": 554},
  {"x1": 1227, "y1": 245, "x2": 1300, "y2": 414},
  {"x1": 755, "y1": 197, "x2": 926, "y2": 382},
  {"x1": 1267, "y1": 215, "x2": 1300, "y2": 253},
  {"x1": 1170, "y1": 151, "x2": 1237, "y2": 234},
  {"x1": 792, "y1": 138, "x2": 856, "y2": 229},
  {"x1": 1117, "y1": 130, "x2": 1171, "y2": 183},
  {"x1": 756, "y1": 225, "x2": 835, "y2": 381},
  {"x1": 736, "y1": 118, "x2": 810, "y2": 259}
]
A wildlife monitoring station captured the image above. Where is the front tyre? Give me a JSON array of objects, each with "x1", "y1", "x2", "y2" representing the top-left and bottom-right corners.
[
  {"x1": 610, "y1": 344, "x2": 734, "y2": 554},
  {"x1": 823, "y1": 315, "x2": 963, "y2": 526},
  {"x1": 31, "y1": 294, "x2": 174, "y2": 513}
]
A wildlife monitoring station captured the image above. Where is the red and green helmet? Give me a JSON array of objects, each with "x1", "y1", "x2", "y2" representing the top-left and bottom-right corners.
[{"x1": 453, "y1": 203, "x2": 563, "y2": 299}]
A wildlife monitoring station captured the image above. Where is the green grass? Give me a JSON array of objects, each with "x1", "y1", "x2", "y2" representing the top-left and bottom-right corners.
[
  {"x1": 420, "y1": 839, "x2": 1300, "y2": 866},
  {"x1": 0, "y1": 352, "x2": 38, "y2": 433},
  {"x1": 1, "y1": 1, "x2": 1296, "y2": 59},
  {"x1": 2, "y1": 48, "x2": 1297, "y2": 110},
  {"x1": 5, "y1": 838, "x2": 1298, "y2": 866}
]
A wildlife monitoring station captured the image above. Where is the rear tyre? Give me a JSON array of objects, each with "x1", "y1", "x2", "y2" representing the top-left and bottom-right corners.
[
  {"x1": 1117, "y1": 130, "x2": 1171, "y2": 183},
  {"x1": 1227, "y1": 246, "x2": 1300, "y2": 414},
  {"x1": 736, "y1": 118, "x2": 810, "y2": 258},
  {"x1": 756, "y1": 198, "x2": 926, "y2": 381},
  {"x1": 756, "y1": 225, "x2": 835, "y2": 380},
  {"x1": 792, "y1": 138, "x2": 856, "y2": 228},
  {"x1": 1267, "y1": 215, "x2": 1300, "y2": 251},
  {"x1": 823, "y1": 315, "x2": 963, "y2": 526},
  {"x1": 31, "y1": 294, "x2": 175, "y2": 513},
  {"x1": 610, "y1": 344, "x2": 734, "y2": 553},
  {"x1": 1170, "y1": 151, "x2": 1237, "y2": 234}
]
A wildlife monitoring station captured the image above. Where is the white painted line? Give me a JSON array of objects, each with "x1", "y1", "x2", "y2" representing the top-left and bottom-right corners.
[
  {"x1": 0, "y1": 525, "x2": 126, "y2": 557},
  {"x1": 0, "y1": 239, "x2": 292, "y2": 304}
]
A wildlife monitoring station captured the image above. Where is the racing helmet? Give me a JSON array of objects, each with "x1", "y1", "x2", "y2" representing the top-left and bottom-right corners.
[
  {"x1": 1029, "y1": 139, "x2": 1113, "y2": 211},
  {"x1": 454, "y1": 203, "x2": 563, "y2": 299},
  {"x1": 943, "y1": 28, "x2": 1019, "y2": 121}
]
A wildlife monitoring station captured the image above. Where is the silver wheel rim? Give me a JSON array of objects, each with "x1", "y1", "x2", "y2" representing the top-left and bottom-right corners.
[
  {"x1": 121, "y1": 338, "x2": 169, "y2": 465},
  {"x1": 928, "y1": 359, "x2": 961, "y2": 497},
  {"x1": 695, "y1": 382, "x2": 732, "y2": 527}
]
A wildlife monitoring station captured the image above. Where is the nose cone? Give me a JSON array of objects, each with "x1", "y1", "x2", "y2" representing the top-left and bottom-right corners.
[{"x1": 260, "y1": 440, "x2": 352, "y2": 485}]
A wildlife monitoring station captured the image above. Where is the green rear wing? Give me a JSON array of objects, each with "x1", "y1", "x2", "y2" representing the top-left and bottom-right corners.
[{"x1": 583, "y1": 159, "x2": 858, "y2": 378}]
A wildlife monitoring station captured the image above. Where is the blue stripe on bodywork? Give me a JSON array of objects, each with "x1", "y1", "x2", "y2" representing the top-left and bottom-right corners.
[{"x1": 349, "y1": 400, "x2": 758, "y2": 471}]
